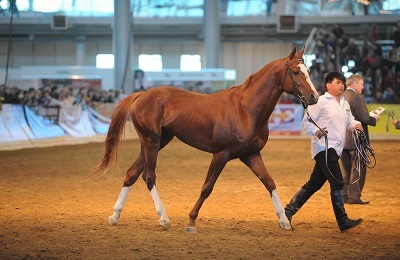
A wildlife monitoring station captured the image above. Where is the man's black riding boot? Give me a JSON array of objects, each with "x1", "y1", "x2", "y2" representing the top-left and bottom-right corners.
[
  {"x1": 331, "y1": 190, "x2": 363, "y2": 232},
  {"x1": 285, "y1": 188, "x2": 313, "y2": 226}
]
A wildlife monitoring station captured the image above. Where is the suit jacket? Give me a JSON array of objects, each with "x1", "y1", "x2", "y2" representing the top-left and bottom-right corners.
[{"x1": 342, "y1": 88, "x2": 376, "y2": 149}]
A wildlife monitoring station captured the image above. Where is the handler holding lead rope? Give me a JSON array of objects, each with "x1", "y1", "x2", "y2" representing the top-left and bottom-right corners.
[
  {"x1": 285, "y1": 72, "x2": 364, "y2": 232},
  {"x1": 341, "y1": 74, "x2": 379, "y2": 205}
]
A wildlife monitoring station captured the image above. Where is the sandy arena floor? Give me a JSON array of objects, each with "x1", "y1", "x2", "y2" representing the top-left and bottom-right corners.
[{"x1": 0, "y1": 138, "x2": 399, "y2": 259}]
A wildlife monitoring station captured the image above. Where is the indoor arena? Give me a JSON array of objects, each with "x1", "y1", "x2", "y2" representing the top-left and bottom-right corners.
[{"x1": 1, "y1": 0, "x2": 399, "y2": 259}]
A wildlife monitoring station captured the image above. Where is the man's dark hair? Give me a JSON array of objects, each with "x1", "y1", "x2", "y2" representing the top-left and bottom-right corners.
[{"x1": 324, "y1": 72, "x2": 345, "y2": 85}]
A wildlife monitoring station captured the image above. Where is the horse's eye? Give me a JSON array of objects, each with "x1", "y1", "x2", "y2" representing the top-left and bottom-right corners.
[{"x1": 293, "y1": 70, "x2": 300, "y2": 75}]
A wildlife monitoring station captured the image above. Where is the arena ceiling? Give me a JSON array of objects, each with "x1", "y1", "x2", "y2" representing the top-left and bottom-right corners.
[{"x1": 0, "y1": 15, "x2": 398, "y2": 44}]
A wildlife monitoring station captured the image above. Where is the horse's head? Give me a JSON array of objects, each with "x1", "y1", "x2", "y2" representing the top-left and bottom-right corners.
[{"x1": 282, "y1": 46, "x2": 319, "y2": 108}]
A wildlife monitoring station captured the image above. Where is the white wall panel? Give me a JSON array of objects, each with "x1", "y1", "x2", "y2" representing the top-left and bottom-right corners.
[
  {"x1": 160, "y1": 44, "x2": 181, "y2": 68},
  {"x1": 222, "y1": 42, "x2": 293, "y2": 84},
  {"x1": 55, "y1": 43, "x2": 75, "y2": 66},
  {"x1": 1, "y1": 40, "x2": 296, "y2": 88},
  {"x1": 34, "y1": 43, "x2": 55, "y2": 66},
  {"x1": 13, "y1": 43, "x2": 34, "y2": 67}
]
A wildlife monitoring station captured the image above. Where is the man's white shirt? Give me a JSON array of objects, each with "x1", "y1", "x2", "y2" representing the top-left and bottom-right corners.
[{"x1": 302, "y1": 92, "x2": 360, "y2": 159}]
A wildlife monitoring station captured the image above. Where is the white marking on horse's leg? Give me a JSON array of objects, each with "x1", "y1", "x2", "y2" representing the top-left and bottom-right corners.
[
  {"x1": 150, "y1": 186, "x2": 171, "y2": 229},
  {"x1": 271, "y1": 189, "x2": 292, "y2": 231},
  {"x1": 108, "y1": 186, "x2": 130, "y2": 226}
]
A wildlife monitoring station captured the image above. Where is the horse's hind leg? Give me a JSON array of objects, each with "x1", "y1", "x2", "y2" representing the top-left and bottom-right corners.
[
  {"x1": 143, "y1": 129, "x2": 174, "y2": 229},
  {"x1": 108, "y1": 152, "x2": 145, "y2": 226},
  {"x1": 240, "y1": 153, "x2": 292, "y2": 231}
]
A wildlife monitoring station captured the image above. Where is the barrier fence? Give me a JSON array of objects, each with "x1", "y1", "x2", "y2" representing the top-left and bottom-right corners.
[{"x1": 0, "y1": 103, "x2": 399, "y2": 150}]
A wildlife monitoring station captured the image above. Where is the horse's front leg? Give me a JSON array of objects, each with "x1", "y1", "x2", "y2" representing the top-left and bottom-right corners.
[
  {"x1": 186, "y1": 152, "x2": 228, "y2": 234},
  {"x1": 240, "y1": 153, "x2": 292, "y2": 231}
]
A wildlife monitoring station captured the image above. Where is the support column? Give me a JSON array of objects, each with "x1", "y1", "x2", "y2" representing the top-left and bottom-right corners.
[
  {"x1": 75, "y1": 36, "x2": 86, "y2": 66},
  {"x1": 204, "y1": 0, "x2": 220, "y2": 68},
  {"x1": 113, "y1": 0, "x2": 133, "y2": 94}
]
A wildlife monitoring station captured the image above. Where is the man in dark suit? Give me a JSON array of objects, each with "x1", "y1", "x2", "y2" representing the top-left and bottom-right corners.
[{"x1": 341, "y1": 74, "x2": 379, "y2": 205}]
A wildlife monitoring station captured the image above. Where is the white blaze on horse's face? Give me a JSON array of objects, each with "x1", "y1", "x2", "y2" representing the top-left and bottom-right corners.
[{"x1": 298, "y1": 63, "x2": 319, "y2": 99}]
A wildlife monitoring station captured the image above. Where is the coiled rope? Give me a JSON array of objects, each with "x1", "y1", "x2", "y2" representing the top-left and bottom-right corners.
[{"x1": 351, "y1": 128, "x2": 376, "y2": 184}]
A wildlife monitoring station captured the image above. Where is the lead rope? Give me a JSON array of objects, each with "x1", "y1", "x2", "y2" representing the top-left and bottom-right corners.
[
  {"x1": 386, "y1": 113, "x2": 396, "y2": 132},
  {"x1": 305, "y1": 109, "x2": 343, "y2": 183}
]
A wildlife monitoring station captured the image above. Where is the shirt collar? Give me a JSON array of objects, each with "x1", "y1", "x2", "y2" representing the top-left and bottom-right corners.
[{"x1": 324, "y1": 91, "x2": 344, "y2": 102}]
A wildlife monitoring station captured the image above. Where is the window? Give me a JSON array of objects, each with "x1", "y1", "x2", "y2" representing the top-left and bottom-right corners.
[
  {"x1": 180, "y1": 54, "x2": 201, "y2": 71},
  {"x1": 138, "y1": 54, "x2": 162, "y2": 71},
  {"x1": 96, "y1": 54, "x2": 114, "y2": 69}
]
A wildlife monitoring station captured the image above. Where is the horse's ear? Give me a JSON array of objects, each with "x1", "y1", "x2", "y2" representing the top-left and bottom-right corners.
[
  {"x1": 298, "y1": 46, "x2": 305, "y2": 57},
  {"x1": 289, "y1": 45, "x2": 297, "y2": 59}
]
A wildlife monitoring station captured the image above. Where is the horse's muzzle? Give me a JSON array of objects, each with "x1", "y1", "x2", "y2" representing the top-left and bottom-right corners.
[{"x1": 302, "y1": 93, "x2": 318, "y2": 109}]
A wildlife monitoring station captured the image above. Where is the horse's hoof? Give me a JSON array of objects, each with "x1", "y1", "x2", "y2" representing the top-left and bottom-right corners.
[
  {"x1": 159, "y1": 219, "x2": 171, "y2": 229},
  {"x1": 279, "y1": 221, "x2": 293, "y2": 231},
  {"x1": 108, "y1": 215, "x2": 118, "y2": 226},
  {"x1": 185, "y1": 226, "x2": 197, "y2": 234}
]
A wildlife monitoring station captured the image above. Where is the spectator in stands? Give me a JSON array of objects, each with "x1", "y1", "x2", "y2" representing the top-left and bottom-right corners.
[
  {"x1": 382, "y1": 87, "x2": 395, "y2": 103},
  {"x1": 367, "y1": 24, "x2": 380, "y2": 43},
  {"x1": 342, "y1": 39, "x2": 361, "y2": 69},
  {"x1": 332, "y1": 23, "x2": 344, "y2": 40},
  {"x1": 385, "y1": 47, "x2": 400, "y2": 67},
  {"x1": 51, "y1": 85, "x2": 59, "y2": 99},
  {"x1": 372, "y1": 68, "x2": 383, "y2": 92},
  {"x1": 57, "y1": 85, "x2": 74, "y2": 105},
  {"x1": 382, "y1": 69, "x2": 395, "y2": 91},
  {"x1": 392, "y1": 21, "x2": 400, "y2": 48},
  {"x1": 91, "y1": 89, "x2": 102, "y2": 103},
  {"x1": 39, "y1": 90, "x2": 61, "y2": 106},
  {"x1": 98, "y1": 90, "x2": 114, "y2": 103},
  {"x1": 113, "y1": 90, "x2": 125, "y2": 104},
  {"x1": 332, "y1": 23, "x2": 345, "y2": 49},
  {"x1": 4, "y1": 86, "x2": 23, "y2": 104},
  {"x1": 0, "y1": 84, "x2": 6, "y2": 103},
  {"x1": 317, "y1": 23, "x2": 330, "y2": 43},
  {"x1": 74, "y1": 87, "x2": 87, "y2": 105},
  {"x1": 105, "y1": 90, "x2": 115, "y2": 103},
  {"x1": 23, "y1": 88, "x2": 39, "y2": 106}
]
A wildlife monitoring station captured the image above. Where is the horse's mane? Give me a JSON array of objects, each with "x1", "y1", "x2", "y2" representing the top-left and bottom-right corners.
[
  {"x1": 235, "y1": 58, "x2": 285, "y2": 92},
  {"x1": 238, "y1": 74, "x2": 254, "y2": 91}
]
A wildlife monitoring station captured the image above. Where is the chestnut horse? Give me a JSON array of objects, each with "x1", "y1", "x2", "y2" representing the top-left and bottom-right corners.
[{"x1": 94, "y1": 46, "x2": 319, "y2": 233}]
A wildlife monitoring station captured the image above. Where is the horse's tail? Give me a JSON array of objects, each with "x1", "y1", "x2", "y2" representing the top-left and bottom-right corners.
[{"x1": 92, "y1": 92, "x2": 142, "y2": 177}]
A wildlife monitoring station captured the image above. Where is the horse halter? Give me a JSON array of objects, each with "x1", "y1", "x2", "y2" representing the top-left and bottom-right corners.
[{"x1": 284, "y1": 58, "x2": 309, "y2": 109}]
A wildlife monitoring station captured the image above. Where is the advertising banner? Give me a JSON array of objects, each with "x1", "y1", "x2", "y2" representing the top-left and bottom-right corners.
[{"x1": 269, "y1": 104, "x2": 304, "y2": 135}]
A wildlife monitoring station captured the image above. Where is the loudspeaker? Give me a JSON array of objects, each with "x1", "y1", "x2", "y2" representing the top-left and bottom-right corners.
[
  {"x1": 52, "y1": 15, "x2": 69, "y2": 30},
  {"x1": 277, "y1": 15, "x2": 298, "y2": 33}
]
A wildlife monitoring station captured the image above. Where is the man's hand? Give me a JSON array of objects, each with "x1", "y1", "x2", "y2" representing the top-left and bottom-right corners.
[
  {"x1": 315, "y1": 127, "x2": 327, "y2": 139},
  {"x1": 354, "y1": 123, "x2": 362, "y2": 131}
]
